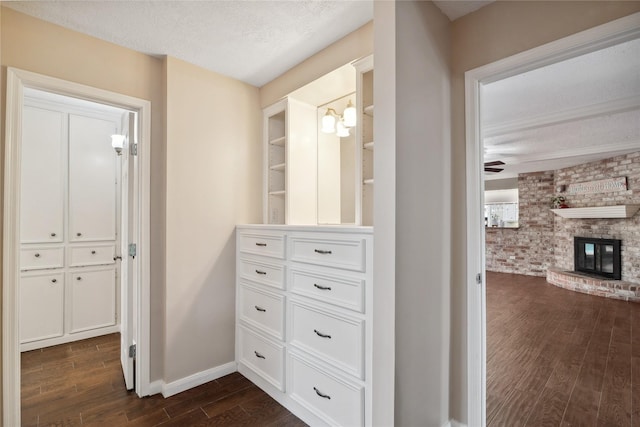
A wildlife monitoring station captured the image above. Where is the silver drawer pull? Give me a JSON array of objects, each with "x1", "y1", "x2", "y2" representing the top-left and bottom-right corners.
[
  {"x1": 255, "y1": 270, "x2": 267, "y2": 275},
  {"x1": 254, "y1": 351, "x2": 265, "y2": 359},
  {"x1": 254, "y1": 306, "x2": 266, "y2": 312},
  {"x1": 314, "y1": 249, "x2": 332, "y2": 255},
  {"x1": 51, "y1": 279, "x2": 57, "y2": 283},
  {"x1": 313, "y1": 284, "x2": 332, "y2": 291},
  {"x1": 255, "y1": 242, "x2": 267, "y2": 247},
  {"x1": 313, "y1": 387, "x2": 331, "y2": 400},
  {"x1": 91, "y1": 250, "x2": 96, "y2": 255},
  {"x1": 314, "y1": 329, "x2": 331, "y2": 339},
  {"x1": 34, "y1": 253, "x2": 40, "y2": 258}
]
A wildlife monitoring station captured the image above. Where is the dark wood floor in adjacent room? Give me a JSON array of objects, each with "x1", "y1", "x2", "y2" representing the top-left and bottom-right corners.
[
  {"x1": 21, "y1": 333, "x2": 306, "y2": 426},
  {"x1": 487, "y1": 271, "x2": 640, "y2": 427}
]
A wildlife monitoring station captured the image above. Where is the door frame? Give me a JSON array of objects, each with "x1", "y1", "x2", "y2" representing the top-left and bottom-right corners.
[
  {"x1": 3, "y1": 67, "x2": 152, "y2": 426},
  {"x1": 465, "y1": 12, "x2": 640, "y2": 426}
]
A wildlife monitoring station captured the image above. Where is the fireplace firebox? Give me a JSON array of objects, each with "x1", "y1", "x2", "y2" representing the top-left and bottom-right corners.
[{"x1": 574, "y1": 237, "x2": 621, "y2": 280}]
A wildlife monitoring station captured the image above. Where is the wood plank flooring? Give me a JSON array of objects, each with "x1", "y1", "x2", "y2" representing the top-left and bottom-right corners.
[
  {"x1": 21, "y1": 334, "x2": 306, "y2": 426},
  {"x1": 487, "y1": 271, "x2": 640, "y2": 427}
]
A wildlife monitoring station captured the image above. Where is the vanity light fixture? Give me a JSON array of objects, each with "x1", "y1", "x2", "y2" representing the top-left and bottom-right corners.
[
  {"x1": 321, "y1": 99, "x2": 356, "y2": 137},
  {"x1": 111, "y1": 134, "x2": 126, "y2": 156}
]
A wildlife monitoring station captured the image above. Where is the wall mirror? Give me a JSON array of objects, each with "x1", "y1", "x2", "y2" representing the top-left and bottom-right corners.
[{"x1": 288, "y1": 63, "x2": 358, "y2": 225}]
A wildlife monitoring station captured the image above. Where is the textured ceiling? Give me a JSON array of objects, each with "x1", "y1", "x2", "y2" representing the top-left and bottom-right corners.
[
  {"x1": 4, "y1": 0, "x2": 373, "y2": 87},
  {"x1": 433, "y1": 0, "x2": 494, "y2": 21},
  {"x1": 482, "y1": 37, "x2": 640, "y2": 180}
]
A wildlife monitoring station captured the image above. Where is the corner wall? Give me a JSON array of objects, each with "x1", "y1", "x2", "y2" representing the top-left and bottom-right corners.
[
  {"x1": 450, "y1": 1, "x2": 640, "y2": 424},
  {"x1": 164, "y1": 56, "x2": 262, "y2": 384}
]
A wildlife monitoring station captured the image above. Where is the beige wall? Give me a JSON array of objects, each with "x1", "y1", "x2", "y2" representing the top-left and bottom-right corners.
[
  {"x1": 260, "y1": 21, "x2": 373, "y2": 108},
  {"x1": 449, "y1": 1, "x2": 640, "y2": 423},
  {"x1": 0, "y1": 5, "x2": 166, "y2": 387},
  {"x1": 164, "y1": 56, "x2": 261, "y2": 382}
]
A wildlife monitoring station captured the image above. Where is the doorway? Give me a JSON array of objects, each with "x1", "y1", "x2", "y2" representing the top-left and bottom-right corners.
[
  {"x1": 464, "y1": 13, "x2": 640, "y2": 427},
  {"x1": 3, "y1": 68, "x2": 152, "y2": 426}
]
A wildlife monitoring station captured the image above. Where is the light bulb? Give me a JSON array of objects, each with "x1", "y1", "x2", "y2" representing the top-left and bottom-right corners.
[
  {"x1": 343, "y1": 100, "x2": 356, "y2": 127},
  {"x1": 321, "y1": 110, "x2": 336, "y2": 133},
  {"x1": 336, "y1": 120, "x2": 350, "y2": 137},
  {"x1": 111, "y1": 134, "x2": 125, "y2": 155}
]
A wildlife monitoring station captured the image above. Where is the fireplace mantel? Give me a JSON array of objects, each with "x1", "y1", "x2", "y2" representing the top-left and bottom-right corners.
[{"x1": 551, "y1": 204, "x2": 640, "y2": 219}]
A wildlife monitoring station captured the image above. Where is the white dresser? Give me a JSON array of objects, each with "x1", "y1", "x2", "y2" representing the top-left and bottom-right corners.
[{"x1": 236, "y1": 225, "x2": 373, "y2": 426}]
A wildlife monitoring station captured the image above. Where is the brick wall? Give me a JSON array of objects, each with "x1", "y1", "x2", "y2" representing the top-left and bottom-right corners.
[
  {"x1": 553, "y1": 151, "x2": 640, "y2": 282},
  {"x1": 486, "y1": 171, "x2": 555, "y2": 276},
  {"x1": 486, "y1": 152, "x2": 640, "y2": 282}
]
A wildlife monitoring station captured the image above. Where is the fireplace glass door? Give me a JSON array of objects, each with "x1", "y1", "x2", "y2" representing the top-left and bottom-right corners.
[{"x1": 574, "y1": 237, "x2": 621, "y2": 280}]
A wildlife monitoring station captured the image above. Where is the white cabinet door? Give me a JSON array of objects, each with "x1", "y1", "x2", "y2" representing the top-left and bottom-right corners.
[
  {"x1": 20, "y1": 273, "x2": 64, "y2": 343},
  {"x1": 70, "y1": 268, "x2": 116, "y2": 333},
  {"x1": 68, "y1": 114, "x2": 117, "y2": 242},
  {"x1": 20, "y1": 106, "x2": 65, "y2": 243}
]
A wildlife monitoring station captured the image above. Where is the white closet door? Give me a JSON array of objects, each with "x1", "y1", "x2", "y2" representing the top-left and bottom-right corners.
[
  {"x1": 20, "y1": 106, "x2": 65, "y2": 243},
  {"x1": 20, "y1": 273, "x2": 64, "y2": 343},
  {"x1": 70, "y1": 268, "x2": 116, "y2": 333},
  {"x1": 68, "y1": 114, "x2": 117, "y2": 242}
]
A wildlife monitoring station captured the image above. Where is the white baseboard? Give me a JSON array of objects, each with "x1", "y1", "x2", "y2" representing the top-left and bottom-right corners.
[
  {"x1": 443, "y1": 420, "x2": 467, "y2": 427},
  {"x1": 160, "y1": 361, "x2": 237, "y2": 398},
  {"x1": 148, "y1": 379, "x2": 163, "y2": 395}
]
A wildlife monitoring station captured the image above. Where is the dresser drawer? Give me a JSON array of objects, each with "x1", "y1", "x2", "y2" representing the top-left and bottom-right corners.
[
  {"x1": 238, "y1": 284, "x2": 285, "y2": 340},
  {"x1": 20, "y1": 247, "x2": 64, "y2": 270},
  {"x1": 238, "y1": 326, "x2": 285, "y2": 391},
  {"x1": 289, "y1": 353, "x2": 364, "y2": 427},
  {"x1": 238, "y1": 258, "x2": 285, "y2": 290},
  {"x1": 69, "y1": 244, "x2": 115, "y2": 267},
  {"x1": 290, "y1": 300, "x2": 364, "y2": 379},
  {"x1": 290, "y1": 235, "x2": 366, "y2": 272},
  {"x1": 290, "y1": 268, "x2": 364, "y2": 313},
  {"x1": 238, "y1": 232, "x2": 285, "y2": 259}
]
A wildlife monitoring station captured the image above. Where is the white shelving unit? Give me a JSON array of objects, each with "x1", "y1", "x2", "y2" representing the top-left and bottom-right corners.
[
  {"x1": 354, "y1": 55, "x2": 374, "y2": 226},
  {"x1": 263, "y1": 98, "x2": 318, "y2": 225}
]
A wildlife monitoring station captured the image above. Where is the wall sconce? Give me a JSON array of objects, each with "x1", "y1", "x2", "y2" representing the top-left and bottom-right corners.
[
  {"x1": 321, "y1": 99, "x2": 356, "y2": 137},
  {"x1": 111, "y1": 134, "x2": 126, "y2": 156}
]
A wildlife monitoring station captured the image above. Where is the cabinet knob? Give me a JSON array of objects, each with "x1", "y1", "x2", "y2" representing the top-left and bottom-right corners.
[
  {"x1": 91, "y1": 250, "x2": 96, "y2": 255},
  {"x1": 34, "y1": 253, "x2": 40, "y2": 258},
  {"x1": 77, "y1": 232, "x2": 82, "y2": 237},
  {"x1": 51, "y1": 278, "x2": 57, "y2": 283},
  {"x1": 76, "y1": 276, "x2": 82, "y2": 281},
  {"x1": 50, "y1": 232, "x2": 56, "y2": 237}
]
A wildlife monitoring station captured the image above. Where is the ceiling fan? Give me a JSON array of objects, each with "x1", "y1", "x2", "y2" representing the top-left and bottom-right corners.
[{"x1": 484, "y1": 160, "x2": 505, "y2": 173}]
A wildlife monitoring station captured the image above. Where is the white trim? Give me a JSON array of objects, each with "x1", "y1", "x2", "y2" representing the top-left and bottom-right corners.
[
  {"x1": 160, "y1": 362, "x2": 237, "y2": 398},
  {"x1": 464, "y1": 12, "x2": 640, "y2": 427},
  {"x1": 20, "y1": 326, "x2": 120, "y2": 352},
  {"x1": 2, "y1": 67, "x2": 152, "y2": 426},
  {"x1": 445, "y1": 420, "x2": 468, "y2": 427},
  {"x1": 148, "y1": 380, "x2": 164, "y2": 395}
]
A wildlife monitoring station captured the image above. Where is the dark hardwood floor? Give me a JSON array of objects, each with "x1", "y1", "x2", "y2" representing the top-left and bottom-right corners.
[
  {"x1": 487, "y1": 271, "x2": 640, "y2": 427},
  {"x1": 21, "y1": 334, "x2": 306, "y2": 426}
]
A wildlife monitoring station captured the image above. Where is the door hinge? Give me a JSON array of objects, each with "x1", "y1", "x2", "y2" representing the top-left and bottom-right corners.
[
  {"x1": 129, "y1": 344, "x2": 136, "y2": 358},
  {"x1": 129, "y1": 243, "x2": 137, "y2": 259},
  {"x1": 476, "y1": 273, "x2": 482, "y2": 285},
  {"x1": 130, "y1": 143, "x2": 138, "y2": 156}
]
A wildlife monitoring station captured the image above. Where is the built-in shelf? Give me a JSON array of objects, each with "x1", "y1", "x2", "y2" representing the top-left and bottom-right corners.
[
  {"x1": 363, "y1": 178, "x2": 374, "y2": 185},
  {"x1": 551, "y1": 205, "x2": 640, "y2": 219},
  {"x1": 269, "y1": 136, "x2": 285, "y2": 146},
  {"x1": 269, "y1": 190, "x2": 286, "y2": 196},
  {"x1": 364, "y1": 141, "x2": 374, "y2": 150},
  {"x1": 269, "y1": 163, "x2": 285, "y2": 172},
  {"x1": 363, "y1": 105, "x2": 374, "y2": 117}
]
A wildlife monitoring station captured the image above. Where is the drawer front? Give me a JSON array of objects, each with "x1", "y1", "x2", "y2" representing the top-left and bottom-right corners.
[
  {"x1": 238, "y1": 232, "x2": 285, "y2": 259},
  {"x1": 289, "y1": 353, "x2": 364, "y2": 427},
  {"x1": 239, "y1": 258, "x2": 285, "y2": 290},
  {"x1": 290, "y1": 269, "x2": 365, "y2": 313},
  {"x1": 70, "y1": 268, "x2": 116, "y2": 333},
  {"x1": 290, "y1": 301, "x2": 364, "y2": 379},
  {"x1": 69, "y1": 244, "x2": 115, "y2": 267},
  {"x1": 290, "y1": 235, "x2": 365, "y2": 272},
  {"x1": 20, "y1": 247, "x2": 64, "y2": 270},
  {"x1": 238, "y1": 326, "x2": 285, "y2": 391},
  {"x1": 20, "y1": 272, "x2": 64, "y2": 343},
  {"x1": 239, "y1": 284, "x2": 285, "y2": 340}
]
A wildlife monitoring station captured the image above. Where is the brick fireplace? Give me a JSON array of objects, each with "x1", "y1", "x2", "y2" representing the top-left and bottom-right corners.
[{"x1": 486, "y1": 151, "x2": 640, "y2": 301}]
